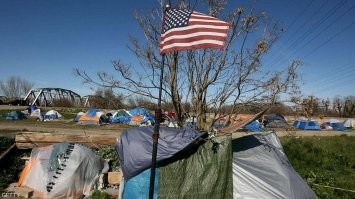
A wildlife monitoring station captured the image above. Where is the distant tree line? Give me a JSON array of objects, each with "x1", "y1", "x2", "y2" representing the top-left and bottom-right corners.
[
  {"x1": 0, "y1": 76, "x2": 34, "y2": 99},
  {"x1": 0, "y1": 76, "x2": 34, "y2": 105},
  {"x1": 290, "y1": 95, "x2": 355, "y2": 118}
]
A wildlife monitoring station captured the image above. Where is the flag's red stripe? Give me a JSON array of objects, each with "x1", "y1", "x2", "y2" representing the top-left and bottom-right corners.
[
  {"x1": 161, "y1": 35, "x2": 227, "y2": 46},
  {"x1": 190, "y1": 16, "x2": 229, "y2": 25},
  {"x1": 161, "y1": 27, "x2": 229, "y2": 40}
]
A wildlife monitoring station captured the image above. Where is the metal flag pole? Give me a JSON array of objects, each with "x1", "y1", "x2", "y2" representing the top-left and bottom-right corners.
[{"x1": 149, "y1": 53, "x2": 165, "y2": 199}]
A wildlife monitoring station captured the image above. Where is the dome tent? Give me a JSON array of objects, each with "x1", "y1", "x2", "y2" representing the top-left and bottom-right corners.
[
  {"x1": 344, "y1": 118, "x2": 355, "y2": 129},
  {"x1": 294, "y1": 119, "x2": 321, "y2": 130},
  {"x1": 18, "y1": 142, "x2": 109, "y2": 198},
  {"x1": 44, "y1": 110, "x2": 63, "y2": 121},
  {"x1": 323, "y1": 119, "x2": 345, "y2": 131},
  {"x1": 78, "y1": 109, "x2": 108, "y2": 125}
]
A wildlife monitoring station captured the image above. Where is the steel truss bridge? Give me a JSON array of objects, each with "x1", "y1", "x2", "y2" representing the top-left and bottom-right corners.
[{"x1": 24, "y1": 88, "x2": 82, "y2": 107}]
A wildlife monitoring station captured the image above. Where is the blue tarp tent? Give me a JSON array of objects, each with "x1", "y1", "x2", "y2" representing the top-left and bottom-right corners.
[
  {"x1": 324, "y1": 119, "x2": 345, "y2": 131},
  {"x1": 243, "y1": 120, "x2": 262, "y2": 132},
  {"x1": 295, "y1": 120, "x2": 321, "y2": 130},
  {"x1": 110, "y1": 109, "x2": 132, "y2": 124},
  {"x1": 129, "y1": 108, "x2": 155, "y2": 125},
  {"x1": 4, "y1": 111, "x2": 26, "y2": 120},
  {"x1": 115, "y1": 126, "x2": 207, "y2": 180}
]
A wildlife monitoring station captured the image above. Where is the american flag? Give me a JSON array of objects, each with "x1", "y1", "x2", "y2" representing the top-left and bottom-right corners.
[{"x1": 160, "y1": 9, "x2": 230, "y2": 55}]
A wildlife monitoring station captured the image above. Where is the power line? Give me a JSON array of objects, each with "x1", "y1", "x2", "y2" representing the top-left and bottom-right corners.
[
  {"x1": 264, "y1": 1, "x2": 315, "y2": 63},
  {"x1": 270, "y1": 0, "x2": 348, "y2": 68},
  {"x1": 294, "y1": 2, "x2": 355, "y2": 58},
  {"x1": 304, "y1": 20, "x2": 355, "y2": 58},
  {"x1": 265, "y1": 0, "x2": 330, "y2": 67}
]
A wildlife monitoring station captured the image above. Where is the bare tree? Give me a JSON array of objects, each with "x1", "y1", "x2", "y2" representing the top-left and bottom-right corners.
[
  {"x1": 89, "y1": 88, "x2": 125, "y2": 109},
  {"x1": 301, "y1": 96, "x2": 319, "y2": 118},
  {"x1": 343, "y1": 96, "x2": 355, "y2": 117},
  {"x1": 0, "y1": 76, "x2": 34, "y2": 98},
  {"x1": 332, "y1": 96, "x2": 343, "y2": 117},
  {"x1": 75, "y1": 0, "x2": 301, "y2": 130},
  {"x1": 321, "y1": 98, "x2": 330, "y2": 114}
]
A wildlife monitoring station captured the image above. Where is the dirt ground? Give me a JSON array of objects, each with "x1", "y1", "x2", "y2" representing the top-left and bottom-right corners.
[{"x1": 1, "y1": 105, "x2": 354, "y2": 138}]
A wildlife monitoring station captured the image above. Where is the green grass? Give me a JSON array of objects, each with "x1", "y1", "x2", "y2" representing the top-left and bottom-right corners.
[{"x1": 281, "y1": 135, "x2": 355, "y2": 199}]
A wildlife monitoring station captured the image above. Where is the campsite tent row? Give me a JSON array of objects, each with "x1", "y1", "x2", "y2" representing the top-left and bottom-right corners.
[
  {"x1": 73, "y1": 108, "x2": 155, "y2": 126},
  {"x1": 3, "y1": 108, "x2": 62, "y2": 121},
  {"x1": 293, "y1": 118, "x2": 351, "y2": 131}
]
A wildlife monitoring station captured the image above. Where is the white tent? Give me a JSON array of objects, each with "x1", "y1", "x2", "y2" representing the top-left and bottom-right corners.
[
  {"x1": 30, "y1": 109, "x2": 44, "y2": 121},
  {"x1": 344, "y1": 118, "x2": 355, "y2": 128},
  {"x1": 44, "y1": 110, "x2": 63, "y2": 121},
  {"x1": 18, "y1": 143, "x2": 109, "y2": 198},
  {"x1": 232, "y1": 132, "x2": 317, "y2": 199}
]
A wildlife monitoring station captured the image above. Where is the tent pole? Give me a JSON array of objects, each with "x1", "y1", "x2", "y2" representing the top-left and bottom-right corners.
[{"x1": 149, "y1": 53, "x2": 165, "y2": 199}]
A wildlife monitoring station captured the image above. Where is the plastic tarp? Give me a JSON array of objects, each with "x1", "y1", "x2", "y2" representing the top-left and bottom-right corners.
[
  {"x1": 158, "y1": 134, "x2": 233, "y2": 199},
  {"x1": 115, "y1": 126, "x2": 206, "y2": 180},
  {"x1": 324, "y1": 121, "x2": 345, "y2": 131},
  {"x1": 4, "y1": 111, "x2": 26, "y2": 120},
  {"x1": 243, "y1": 120, "x2": 262, "y2": 132},
  {"x1": 122, "y1": 168, "x2": 159, "y2": 199},
  {"x1": 27, "y1": 105, "x2": 38, "y2": 114},
  {"x1": 184, "y1": 117, "x2": 197, "y2": 130},
  {"x1": 87, "y1": 108, "x2": 98, "y2": 117},
  {"x1": 110, "y1": 109, "x2": 132, "y2": 124},
  {"x1": 128, "y1": 107, "x2": 155, "y2": 125},
  {"x1": 232, "y1": 132, "x2": 317, "y2": 199},
  {"x1": 18, "y1": 142, "x2": 109, "y2": 199},
  {"x1": 129, "y1": 107, "x2": 149, "y2": 116}
]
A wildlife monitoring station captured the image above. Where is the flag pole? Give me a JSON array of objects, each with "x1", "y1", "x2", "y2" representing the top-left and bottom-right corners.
[
  {"x1": 149, "y1": 52, "x2": 165, "y2": 199},
  {"x1": 149, "y1": 4, "x2": 169, "y2": 198}
]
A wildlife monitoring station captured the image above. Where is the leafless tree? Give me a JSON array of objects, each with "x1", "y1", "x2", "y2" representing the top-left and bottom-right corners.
[
  {"x1": 301, "y1": 96, "x2": 319, "y2": 118},
  {"x1": 331, "y1": 95, "x2": 355, "y2": 117},
  {"x1": 321, "y1": 98, "x2": 330, "y2": 114},
  {"x1": 75, "y1": 0, "x2": 301, "y2": 129},
  {"x1": 332, "y1": 96, "x2": 343, "y2": 117},
  {"x1": 0, "y1": 76, "x2": 34, "y2": 98},
  {"x1": 343, "y1": 96, "x2": 355, "y2": 117}
]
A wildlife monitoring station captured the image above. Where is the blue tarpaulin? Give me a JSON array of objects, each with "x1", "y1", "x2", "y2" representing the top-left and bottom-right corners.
[{"x1": 115, "y1": 126, "x2": 206, "y2": 180}]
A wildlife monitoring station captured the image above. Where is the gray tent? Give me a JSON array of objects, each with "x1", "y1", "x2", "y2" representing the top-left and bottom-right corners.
[{"x1": 232, "y1": 132, "x2": 317, "y2": 199}]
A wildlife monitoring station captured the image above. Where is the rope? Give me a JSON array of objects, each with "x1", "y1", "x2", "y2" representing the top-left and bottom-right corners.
[{"x1": 312, "y1": 183, "x2": 355, "y2": 193}]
